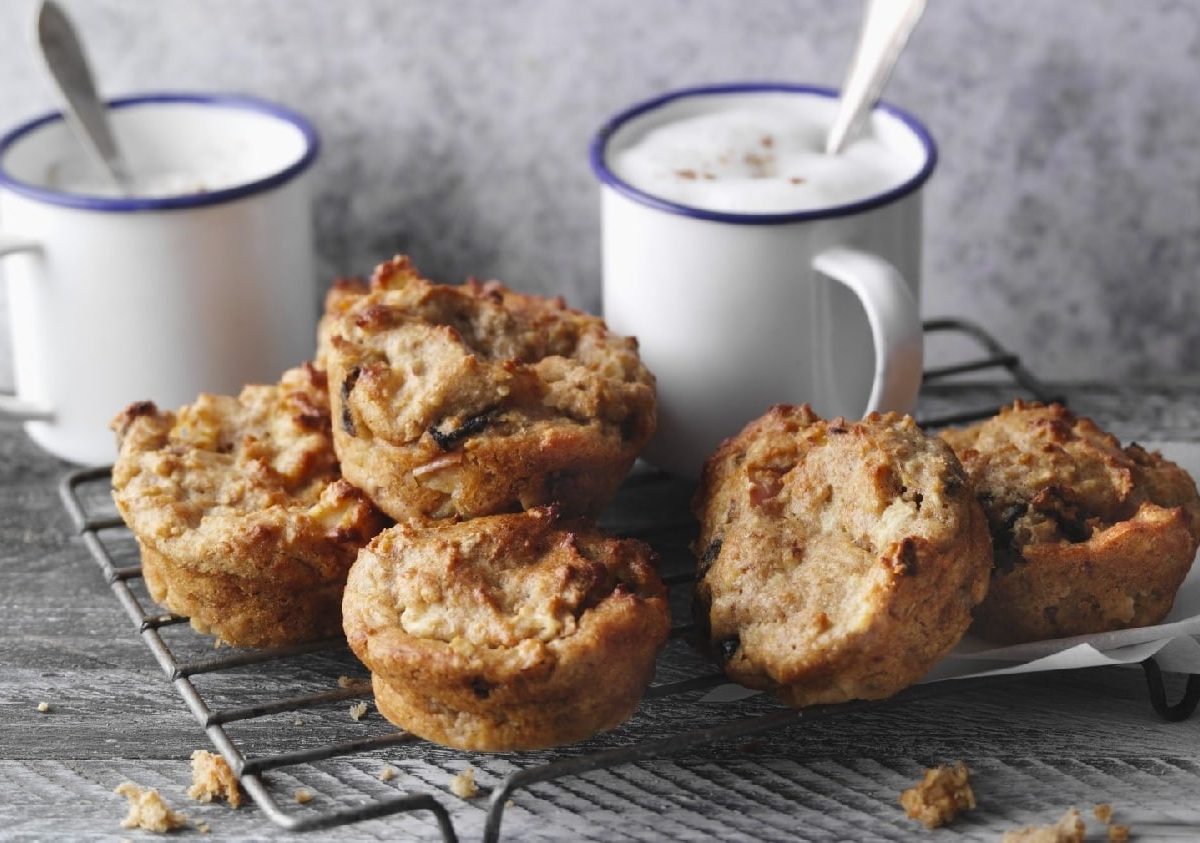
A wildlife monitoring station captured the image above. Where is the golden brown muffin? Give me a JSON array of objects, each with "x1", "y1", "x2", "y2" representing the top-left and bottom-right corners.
[
  {"x1": 941, "y1": 401, "x2": 1200, "y2": 644},
  {"x1": 342, "y1": 506, "x2": 671, "y2": 751},
  {"x1": 321, "y1": 255, "x2": 657, "y2": 522},
  {"x1": 693, "y1": 405, "x2": 992, "y2": 707},
  {"x1": 111, "y1": 364, "x2": 387, "y2": 647}
]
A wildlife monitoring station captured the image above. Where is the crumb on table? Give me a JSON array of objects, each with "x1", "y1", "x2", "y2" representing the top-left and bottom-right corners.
[
  {"x1": 349, "y1": 701, "x2": 370, "y2": 721},
  {"x1": 899, "y1": 761, "x2": 976, "y2": 828},
  {"x1": 379, "y1": 765, "x2": 397, "y2": 782},
  {"x1": 114, "y1": 781, "x2": 188, "y2": 833},
  {"x1": 294, "y1": 788, "x2": 313, "y2": 805},
  {"x1": 188, "y1": 749, "x2": 242, "y2": 808},
  {"x1": 1001, "y1": 807, "x2": 1086, "y2": 843},
  {"x1": 449, "y1": 767, "x2": 478, "y2": 799},
  {"x1": 1092, "y1": 803, "x2": 1132, "y2": 841},
  {"x1": 36, "y1": 701, "x2": 49, "y2": 713}
]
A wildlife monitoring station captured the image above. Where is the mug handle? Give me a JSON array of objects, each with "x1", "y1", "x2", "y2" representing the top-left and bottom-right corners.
[
  {"x1": 811, "y1": 246, "x2": 922, "y2": 414},
  {"x1": 0, "y1": 234, "x2": 54, "y2": 421}
]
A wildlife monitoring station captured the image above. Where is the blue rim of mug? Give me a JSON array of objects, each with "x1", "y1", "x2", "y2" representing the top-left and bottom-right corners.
[
  {"x1": 589, "y1": 82, "x2": 937, "y2": 225},
  {"x1": 0, "y1": 92, "x2": 320, "y2": 212}
]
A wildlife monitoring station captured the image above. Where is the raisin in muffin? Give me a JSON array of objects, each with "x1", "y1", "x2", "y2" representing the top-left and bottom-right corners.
[
  {"x1": 941, "y1": 401, "x2": 1200, "y2": 644},
  {"x1": 111, "y1": 364, "x2": 387, "y2": 647},
  {"x1": 321, "y1": 255, "x2": 656, "y2": 522},
  {"x1": 342, "y1": 506, "x2": 671, "y2": 750},
  {"x1": 693, "y1": 405, "x2": 992, "y2": 707}
]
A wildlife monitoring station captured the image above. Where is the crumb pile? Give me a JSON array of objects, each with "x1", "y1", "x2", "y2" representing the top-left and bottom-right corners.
[
  {"x1": 114, "y1": 782, "x2": 188, "y2": 833},
  {"x1": 449, "y1": 767, "x2": 478, "y2": 799},
  {"x1": 187, "y1": 750, "x2": 241, "y2": 808},
  {"x1": 899, "y1": 762, "x2": 977, "y2": 828},
  {"x1": 1001, "y1": 807, "x2": 1086, "y2": 843}
]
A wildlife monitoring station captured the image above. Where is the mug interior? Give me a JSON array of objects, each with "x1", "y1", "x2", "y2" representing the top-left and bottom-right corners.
[
  {"x1": 0, "y1": 94, "x2": 318, "y2": 211},
  {"x1": 591, "y1": 83, "x2": 936, "y2": 225}
]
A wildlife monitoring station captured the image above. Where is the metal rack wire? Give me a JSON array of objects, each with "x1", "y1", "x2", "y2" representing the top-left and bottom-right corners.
[{"x1": 58, "y1": 318, "x2": 1199, "y2": 841}]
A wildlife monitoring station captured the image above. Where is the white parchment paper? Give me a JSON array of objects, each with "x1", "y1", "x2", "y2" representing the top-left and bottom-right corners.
[{"x1": 702, "y1": 441, "x2": 1200, "y2": 703}]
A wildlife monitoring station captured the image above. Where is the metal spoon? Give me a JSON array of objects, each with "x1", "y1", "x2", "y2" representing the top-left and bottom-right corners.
[
  {"x1": 825, "y1": 0, "x2": 927, "y2": 156},
  {"x1": 32, "y1": 0, "x2": 132, "y2": 194}
]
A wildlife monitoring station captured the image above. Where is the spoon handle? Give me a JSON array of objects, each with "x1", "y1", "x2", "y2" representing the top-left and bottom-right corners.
[
  {"x1": 825, "y1": 0, "x2": 926, "y2": 156},
  {"x1": 33, "y1": 0, "x2": 131, "y2": 193}
]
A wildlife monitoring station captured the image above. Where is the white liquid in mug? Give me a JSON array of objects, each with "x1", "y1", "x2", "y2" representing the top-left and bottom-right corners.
[
  {"x1": 609, "y1": 92, "x2": 920, "y2": 214},
  {"x1": 44, "y1": 156, "x2": 263, "y2": 199}
]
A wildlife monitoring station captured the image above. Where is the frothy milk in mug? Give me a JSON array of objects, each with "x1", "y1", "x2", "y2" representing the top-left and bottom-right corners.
[
  {"x1": 44, "y1": 138, "x2": 285, "y2": 199},
  {"x1": 595, "y1": 84, "x2": 934, "y2": 478},
  {"x1": 47, "y1": 164, "x2": 217, "y2": 198},
  {"x1": 608, "y1": 91, "x2": 920, "y2": 214}
]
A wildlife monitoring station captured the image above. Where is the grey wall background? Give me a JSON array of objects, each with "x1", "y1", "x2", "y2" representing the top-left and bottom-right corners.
[{"x1": 1, "y1": 0, "x2": 1199, "y2": 384}]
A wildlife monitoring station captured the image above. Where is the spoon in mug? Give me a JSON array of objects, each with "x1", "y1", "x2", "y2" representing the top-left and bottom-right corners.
[
  {"x1": 32, "y1": 0, "x2": 133, "y2": 194},
  {"x1": 825, "y1": 0, "x2": 927, "y2": 156}
]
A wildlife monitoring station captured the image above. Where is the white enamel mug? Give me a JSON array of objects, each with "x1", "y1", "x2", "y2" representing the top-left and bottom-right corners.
[
  {"x1": 592, "y1": 83, "x2": 935, "y2": 479},
  {"x1": 0, "y1": 93, "x2": 319, "y2": 465}
]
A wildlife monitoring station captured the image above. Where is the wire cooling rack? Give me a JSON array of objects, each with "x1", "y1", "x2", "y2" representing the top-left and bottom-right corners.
[{"x1": 58, "y1": 318, "x2": 1200, "y2": 841}]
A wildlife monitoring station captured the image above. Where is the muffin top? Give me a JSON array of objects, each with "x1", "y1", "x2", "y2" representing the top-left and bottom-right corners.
[
  {"x1": 343, "y1": 506, "x2": 670, "y2": 688},
  {"x1": 321, "y1": 255, "x2": 656, "y2": 455},
  {"x1": 941, "y1": 400, "x2": 1200, "y2": 568},
  {"x1": 697, "y1": 405, "x2": 980, "y2": 578},
  {"x1": 111, "y1": 363, "x2": 383, "y2": 574}
]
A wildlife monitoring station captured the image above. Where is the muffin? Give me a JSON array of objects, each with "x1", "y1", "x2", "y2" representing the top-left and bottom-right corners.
[
  {"x1": 693, "y1": 405, "x2": 992, "y2": 707},
  {"x1": 111, "y1": 363, "x2": 387, "y2": 647},
  {"x1": 321, "y1": 255, "x2": 656, "y2": 522},
  {"x1": 941, "y1": 400, "x2": 1200, "y2": 644},
  {"x1": 342, "y1": 506, "x2": 671, "y2": 751}
]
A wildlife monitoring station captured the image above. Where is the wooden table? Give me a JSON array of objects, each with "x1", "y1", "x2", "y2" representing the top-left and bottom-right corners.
[{"x1": 2, "y1": 384, "x2": 1198, "y2": 842}]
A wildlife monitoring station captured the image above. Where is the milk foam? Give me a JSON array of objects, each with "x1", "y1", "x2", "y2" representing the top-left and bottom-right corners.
[
  {"x1": 609, "y1": 94, "x2": 919, "y2": 214},
  {"x1": 45, "y1": 160, "x2": 248, "y2": 198}
]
